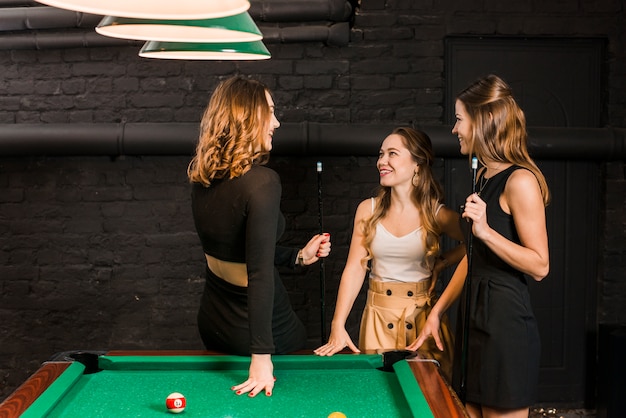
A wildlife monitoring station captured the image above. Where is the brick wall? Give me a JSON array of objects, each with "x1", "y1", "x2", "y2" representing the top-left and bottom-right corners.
[{"x1": 1, "y1": 0, "x2": 625, "y2": 405}]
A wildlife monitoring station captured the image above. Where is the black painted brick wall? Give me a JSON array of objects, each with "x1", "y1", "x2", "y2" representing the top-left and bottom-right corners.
[{"x1": 1, "y1": 0, "x2": 625, "y2": 405}]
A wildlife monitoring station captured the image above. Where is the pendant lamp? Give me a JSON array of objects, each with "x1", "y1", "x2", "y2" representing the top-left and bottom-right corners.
[
  {"x1": 34, "y1": 0, "x2": 250, "y2": 19},
  {"x1": 96, "y1": 13, "x2": 262, "y2": 43},
  {"x1": 139, "y1": 40, "x2": 271, "y2": 60}
]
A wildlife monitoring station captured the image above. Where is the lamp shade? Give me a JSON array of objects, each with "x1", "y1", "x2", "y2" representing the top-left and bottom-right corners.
[
  {"x1": 139, "y1": 41, "x2": 271, "y2": 60},
  {"x1": 34, "y1": 0, "x2": 250, "y2": 19},
  {"x1": 96, "y1": 13, "x2": 262, "y2": 43}
]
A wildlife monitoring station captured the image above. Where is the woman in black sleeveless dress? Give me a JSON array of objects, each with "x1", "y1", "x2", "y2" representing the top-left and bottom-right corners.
[{"x1": 410, "y1": 74, "x2": 550, "y2": 418}]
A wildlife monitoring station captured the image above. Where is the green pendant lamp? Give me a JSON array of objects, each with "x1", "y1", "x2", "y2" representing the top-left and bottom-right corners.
[
  {"x1": 139, "y1": 40, "x2": 271, "y2": 60},
  {"x1": 96, "y1": 13, "x2": 262, "y2": 43},
  {"x1": 34, "y1": 0, "x2": 250, "y2": 19}
]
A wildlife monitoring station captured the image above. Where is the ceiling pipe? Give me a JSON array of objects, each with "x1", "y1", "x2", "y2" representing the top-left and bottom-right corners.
[
  {"x1": 262, "y1": 23, "x2": 349, "y2": 46},
  {"x1": 0, "y1": 6, "x2": 100, "y2": 30},
  {"x1": 0, "y1": 30, "x2": 136, "y2": 49},
  {"x1": 0, "y1": 123, "x2": 624, "y2": 160},
  {"x1": 0, "y1": 0, "x2": 353, "y2": 31},
  {"x1": 0, "y1": 1, "x2": 354, "y2": 48},
  {"x1": 249, "y1": 0, "x2": 352, "y2": 22},
  {"x1": 0, "y1": 0, "x2": 38, "y2": 6},
  {"x1": 0, "y1": 23, "x2": 349, "y2": 49}
]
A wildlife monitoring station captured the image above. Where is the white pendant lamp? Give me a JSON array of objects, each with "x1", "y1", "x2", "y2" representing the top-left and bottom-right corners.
[
  {"x1": 95, "y1": 13, "x2": 262, "y2": 43},
  {"x1": 139, "y1": 41, "x2": 271, "y2": 60},
  {"x1": 34, "y1": 0, "x2": 250, "y2": 19}
]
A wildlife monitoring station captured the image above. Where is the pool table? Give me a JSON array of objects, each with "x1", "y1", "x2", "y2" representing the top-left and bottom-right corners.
[{"x1": 0, "y1": 350, "x2": 467, "y2": 418}]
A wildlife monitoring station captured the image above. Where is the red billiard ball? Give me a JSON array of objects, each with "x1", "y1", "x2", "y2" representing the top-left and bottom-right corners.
[{"x1": 165, "y1": 392, "x2": 186, "y2": 414}]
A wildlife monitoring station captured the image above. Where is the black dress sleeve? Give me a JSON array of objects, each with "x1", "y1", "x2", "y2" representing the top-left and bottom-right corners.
[
  {"x1": 244, "y1": 168, "x2": 282, "y2": 354},
  {"x1": 275, "y1": 245, "x2": 299, "y2": 268}
]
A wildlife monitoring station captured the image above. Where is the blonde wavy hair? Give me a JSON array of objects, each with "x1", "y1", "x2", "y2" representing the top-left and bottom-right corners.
[
  {"x1": 458, "y1": 74, "x2": 550, "y2": 205},
  {"x1": 187, "y1": 76, "x2": 272, "y2": 186},
  {"x1": 361, "y1": 127, "x2": 445, "y2": 270}
]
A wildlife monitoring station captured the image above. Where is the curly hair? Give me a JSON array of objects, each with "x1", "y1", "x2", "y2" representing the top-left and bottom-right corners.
[
  {"x1": 361, "y1": 127, "x2": 445, "y2": 270},
  {"x1": 457, "y1": 74, "x2": 550, "y2": 205},
  {"x1": 187, "y1": 76, "x2": 272, "y2": 186}
]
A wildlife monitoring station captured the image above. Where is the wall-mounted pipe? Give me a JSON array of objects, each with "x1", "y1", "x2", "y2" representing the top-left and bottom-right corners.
[
  {"x1": 0, "y1": 123, "x2": 624, "y2": 160},
  {"x1": 0, "y1": 1, "x2": 354, "y2": 49},
  {"x1": 262, "y1": 23, "x2": 349, "y2": 46},
  {"x1": 0, "y1": 23, "x2": 349, "y2": 49},
  {"x1": 0, "y1": 7, "x2": 100, "y2": 30},
  {"x1": 0, "y1": 0, "x2": 353, "y2": 31},
  {"x1": 0, "y1": 0, "x2": 38, "y2": 6},
  {"x1": 249, "y1": 0, "x2": 353, "y2": 22},
  {"x1": 0, "y1": 30, "x2": 136, "y2": 49}
]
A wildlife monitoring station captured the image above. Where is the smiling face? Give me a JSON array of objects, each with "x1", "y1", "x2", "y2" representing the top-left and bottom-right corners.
[
  {"x1": 262, "y1": 90, "x2": 280, "y2": 151},
  {"x1": 452, "y1": 99, "x2": 473, "y2": 156},
  {"x1": 377, "y1": 133, "x2": 418, "y2": 188}
]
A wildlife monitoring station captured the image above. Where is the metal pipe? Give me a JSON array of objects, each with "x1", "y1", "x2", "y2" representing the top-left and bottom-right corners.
[
  {"x1": 249, "y1": 0, "x2": 353, "y2": 22},
  {"x1": 0, "y1": 23, "x2": 349, "y2": 49},
  {"x1": 0, "y1": 7, "x2": 100, "y2": 31},
  {"x1": 0, "y1": 0, "x2": 38, "y2": 6},
  {"x1": 0, "y1": 1, "x2": 354, "y2": 48},
  {"x1": 0, "y1": 0, "x2": 353, "y2": 31},
  {"x1": 261, "y1": 23, "x2": 349, "y2": 46},
  {"x1": 0, "y1": 30, "x2": 136, "y2": 49},
  {"x1": 0, "y1": 123, "x2": 624, "y2": 160}
]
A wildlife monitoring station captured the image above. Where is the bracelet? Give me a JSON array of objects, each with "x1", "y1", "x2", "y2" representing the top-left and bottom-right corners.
[{"x1": 297, "y1": 249, "x2": 305, "y2": 266}]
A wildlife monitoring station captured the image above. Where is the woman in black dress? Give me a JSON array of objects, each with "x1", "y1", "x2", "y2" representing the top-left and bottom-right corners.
[
  {"x1": 410, "y1": 74, "x2": 550, "y2": 418},
  {"x1": 188, "y1": 76, "x2": 331, "y2": 398}
]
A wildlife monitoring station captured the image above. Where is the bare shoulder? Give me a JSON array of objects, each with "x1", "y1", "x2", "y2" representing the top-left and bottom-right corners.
[
  {"x1": 437, "y1": 204, "x2": 459, "y2": 218},
  {"x1": 506, "y1": 168, "x2": 542, "y2": 195},
  {"x1": 505, "y1": 168, "x2": 544, "y2": 213},
  {"x1": 355, "y1": 198, "x2": 374, "y2": 219},
  {"x1": 436, "y1": 205, "x2": 458, "y2": 223}
]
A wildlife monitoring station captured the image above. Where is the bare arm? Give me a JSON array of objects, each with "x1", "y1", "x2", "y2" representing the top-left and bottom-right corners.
[
  {"x1": 430, "y1": 206, "x2": 465, "y2": 293},
  {"x1": 408, "y1": 255, "x2": 468, "y2": 351},
  {"x1": 314, "y1": 199, "x2": 370, "y2": 356}
]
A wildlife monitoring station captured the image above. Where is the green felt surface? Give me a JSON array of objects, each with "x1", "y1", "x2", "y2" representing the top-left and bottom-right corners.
[{"x1": 24, "y1": 354, "x2": 434, "y2": 418}]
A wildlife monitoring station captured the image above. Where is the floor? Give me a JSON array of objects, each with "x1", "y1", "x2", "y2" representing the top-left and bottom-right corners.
[{"x1": 529, "y1": 408, "x2": 596, "y2": 418}]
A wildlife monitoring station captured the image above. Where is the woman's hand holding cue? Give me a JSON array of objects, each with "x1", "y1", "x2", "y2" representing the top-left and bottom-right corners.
[
  {"x1": 299, "y1": 233, "x2": 331, "y2": 265},
  {"x1": 462, "y1": 193, "x2": 492, "y2": 240}
]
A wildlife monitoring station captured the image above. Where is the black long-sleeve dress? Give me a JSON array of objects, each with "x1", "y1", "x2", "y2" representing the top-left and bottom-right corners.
[{"x1": 191, "y1": 164, "x2": 306, "y2": 355}]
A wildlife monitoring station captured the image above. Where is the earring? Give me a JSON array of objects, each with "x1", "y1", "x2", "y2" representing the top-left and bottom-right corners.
[{"x1": 412, "y1": 171, "x2": 418, "y2": 187}]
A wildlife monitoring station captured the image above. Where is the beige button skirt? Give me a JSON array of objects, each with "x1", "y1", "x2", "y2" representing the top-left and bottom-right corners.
[
  {"x1": 359, "y1": 278, "x2": 431, "y2": 352},
  {"x1": 359, "y1": 278, "x2": 454, "y2": 381}
]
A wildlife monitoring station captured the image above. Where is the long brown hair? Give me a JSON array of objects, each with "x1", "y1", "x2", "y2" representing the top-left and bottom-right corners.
[
  {"x1": 187, "y1": 76, "x2": 272, "y2": 186},
  {"x1": 457, "y1": 74, "x2": 550, "y2": 205},
  {"x1": 362, "y1": 127, "x2": 444, "y2": 269}
]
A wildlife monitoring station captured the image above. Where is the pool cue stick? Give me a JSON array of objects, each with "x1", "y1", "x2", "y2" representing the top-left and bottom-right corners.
[
  {"x1": 317, "y1": 161, "x2": 327, "y2": 344},
  {"x1": 460, "y1": 156, "x2": 478, "y2": 404}
]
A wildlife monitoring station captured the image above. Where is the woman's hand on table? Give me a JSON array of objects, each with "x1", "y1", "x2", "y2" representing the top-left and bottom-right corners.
[
  {"x1": 231, "y1": 354, "x2": 275, "y2": 397},
  {"x1": 313, "y1": 327, "x2": 360, "y2": 356}
]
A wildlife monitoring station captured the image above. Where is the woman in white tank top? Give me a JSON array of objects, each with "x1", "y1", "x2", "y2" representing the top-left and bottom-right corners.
[{"x1": 314, "y1": 127, "x2": 465, "y2": 381}]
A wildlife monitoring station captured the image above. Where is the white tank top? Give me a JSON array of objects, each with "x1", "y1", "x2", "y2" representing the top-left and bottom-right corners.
[{"x1": 368, "y1": 197, "x2": 438, "y2": 283}]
